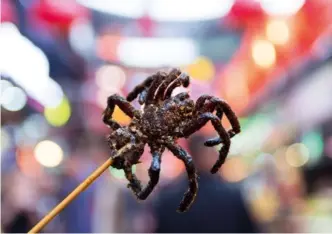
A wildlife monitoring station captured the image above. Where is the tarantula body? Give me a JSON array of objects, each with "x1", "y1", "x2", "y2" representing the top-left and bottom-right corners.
[{"x1": 102, "y1": 69, "x2": 240, "y2": 212}]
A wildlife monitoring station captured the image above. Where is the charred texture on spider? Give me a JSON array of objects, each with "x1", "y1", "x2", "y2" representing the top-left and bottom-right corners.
[{"x1": 102, "y1": 68, "x2": 241, "y2": 213}]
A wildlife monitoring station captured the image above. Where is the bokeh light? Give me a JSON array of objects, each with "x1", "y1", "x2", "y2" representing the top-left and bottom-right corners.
[
  {"x1": 251, "y1": 40, "x2": 276, "y2": 68},
  {"x1": 0, "y1": 79, "x2": 13, "y2": 94},
  {"x1": 301, "y1": 131, "x2": 324, "y2": 165},
  {"x1": 95, "y1": 65, "x2": 126, "y2": 91},
  {"x1": 285, "y1": 143, "x2": 310, "y2": 167},
  {"x1": 22, "y1": 114, "x2": 49, "y2": 140},
  {"x1": 34, "y1": 140, "x2": 64, "y2": 168},
  {"x1": 1, "y1": 86, "x2": 27, "y2": 111},
  {"x1": 69, "y1": 19, "x2": 95, "y2": 56},
  {"x1": 109, "y1": 165, "x2": 136, "y2": 179},
  {"x1": 1, "y1": 128, "x2": 11, "y2": 153},
  {"x1": 113, "y1": 106, "x2": 131, "y2": 125},
  {"x1": 260, "y1": 0, "x2": 306, "y2": 16},
  {"x1": 186, "y1": 56, "x2": 215, "y2": 82},
  {"x1": 221, "y1": 157, "x2": 249, "y2": 182},
  {"x1": 266, "y1": 19, "x2": 290, "y2": 45},
  {"x1": 44, "y1": 97, "x2": 71, "y2": 127}
]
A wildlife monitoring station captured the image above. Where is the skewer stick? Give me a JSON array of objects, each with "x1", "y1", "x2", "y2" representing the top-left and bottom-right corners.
[{"x1": 28, "y1": 158, "x2": 113, "y2": 233}]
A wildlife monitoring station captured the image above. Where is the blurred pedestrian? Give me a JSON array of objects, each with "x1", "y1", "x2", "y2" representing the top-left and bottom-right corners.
[{"x1": 151, "y1": 134, "x2": 260, "y2": 233}]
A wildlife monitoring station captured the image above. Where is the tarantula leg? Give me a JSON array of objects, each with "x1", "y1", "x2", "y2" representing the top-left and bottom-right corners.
[
  {"x1": 182, "y1": 113, "x2": 231, "y2": 174},
  {"x1": 145, "y1": 72, "x2": 168, "y2": 105},
  {"x1": 154, "y1": 68, "x2": 181, "y2": 101},
  {"x1": 195, "y1": 96, "x2": 241, "y2": 147},
  {"x1": 196, "y1": 95, "x2": 240, "y2": 134},
  {"x1": 103, "y1": 94, "x2": 141, "y2": 129},
  {"x1": 165, "y1": 143, "x2": 198, "y2": 213},
  {"x1": 164, "y1": 72, "x2": 190, "y2": 100},
  {"x1": 195, "y1": 95, "x2": 223, "y2": 119},
  {"x1": 136, "y1": 146, "x2": 164, "y2": 200},
  {"x1": 123, "y1": 161, "x2": 143, "y2": 195},
  {"x1": 126, "y1": 74, "x2": 155, "y2": 102}
]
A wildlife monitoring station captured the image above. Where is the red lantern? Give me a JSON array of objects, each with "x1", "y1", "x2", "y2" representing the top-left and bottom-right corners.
[{"x1": 31, "y1": 0, "x2": 90, "y2": 31}]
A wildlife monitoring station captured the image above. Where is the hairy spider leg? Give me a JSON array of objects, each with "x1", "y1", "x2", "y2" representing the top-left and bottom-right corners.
[
  {"x1": 182, "y1": 113, "x2": 231, "y2": 174},
  {"x1": 124, "y1": 161, "x2": 143, "y2": 195},
  {"x1": 154, "y1": 68, "x2": 181, "y2": 101},
  {"x1": 109, "y1": 143, "x2": 144, "y2": 194},
  {"x1": 103, "y1": 94, "x2": 141, "y2": 130},
  {"x1": 135, "y1": 146, "x2": 165, "y2": 200},
  {"x1": 196, "y1": 96, "x2": 241, "y2": 147},
  {"x1": 126, "y1": 74, "x2": 156, "y2": 102},
  {"x1": 145, "y1": 72, "x2": 168, "y2": 105},
  {"x1": 165, "y1": 143, "x2": 198, "y2": 213},
  {"x1": 163, "y1": 72, "x2": 190, "y2": 100}
]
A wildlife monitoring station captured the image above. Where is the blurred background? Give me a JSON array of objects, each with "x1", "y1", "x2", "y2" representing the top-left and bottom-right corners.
[{"x1": 1, "y1": 0, "x2": 332, "y2": 233}]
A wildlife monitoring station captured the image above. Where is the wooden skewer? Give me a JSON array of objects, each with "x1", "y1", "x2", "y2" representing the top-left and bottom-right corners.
[{"x1": 28, "y1": 158, "x2": 113, "y2": 233}]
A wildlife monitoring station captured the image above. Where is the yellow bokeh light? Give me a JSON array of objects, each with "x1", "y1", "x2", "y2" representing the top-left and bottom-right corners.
[
  {"x1": 266, "y1": 19, "x2": 290, "y2": 45},
  {"x1": 186, "y1": 56, "x2": 215, "y2": 81},
  {"x1": 44, "y1": 97, "x2": 71, "y2": 127},
  {"x1": 113, "y1": 106, "x2": 131, "y2": 125},
  {"x1": 251, "y1": 40, "x2": 276, "y2": 68},
  {"x1": 221, "y1": 157, "x2": 249, "y2": 182},
  {"x1": 285, "y1": 143, "x2": 310, "y2": 167},
  {"x1": 34, "y1": 140, "x2": 64, "y2": 168}
]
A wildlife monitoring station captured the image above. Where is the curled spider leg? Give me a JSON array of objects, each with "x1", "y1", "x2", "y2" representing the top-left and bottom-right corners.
[
  {"x1": 154, "y1": 68, "x2": 181, "y2": 101},
  {"x1": 103, "y1": 94, "x2": 141, "y2": 130},
  {"x1": 195, "y1": 95, "x2": 240, "y2": 147},
  {"x1": 164, "y1": 72, "x2": 190, "y2": 100},
  {"x1": 123, "y1": 161, "x2": 143, "y2": 195},
  {"x1": 145, "y1": 72, "x2": 168, "y2": 105},
  {"x1": 126, "y1": 74, "x2": 156, "y2": 102},
  {"x1": 165, "y1": 143, "x2": 198, "y2": 213},
  {"x1": 136, "y1": 146, "x2": 164, "y2": 200},
  {"x1": 182, "y1": 113, "x2": 231, "y2": 174},
  {"x1": 111, "y1": 143, "x2": 145, "y2": 196}
]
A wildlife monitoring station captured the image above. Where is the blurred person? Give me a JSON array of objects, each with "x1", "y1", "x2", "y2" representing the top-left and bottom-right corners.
[{"x1": 151, "y1": 134, "x2": 260, "y2": 233}]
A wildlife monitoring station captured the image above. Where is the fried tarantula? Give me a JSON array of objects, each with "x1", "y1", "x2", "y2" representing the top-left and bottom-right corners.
[{"x1": 102, "y1": 68, "x2": 240, "y2": 212}]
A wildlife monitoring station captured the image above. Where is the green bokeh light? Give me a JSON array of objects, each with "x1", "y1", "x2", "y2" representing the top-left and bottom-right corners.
[
  {"x1": 301, "y1": 131, "x2": 324, "y2": 165},
  {"x1": 109, "y1": 165, "x2": 136, "y2": 179}
]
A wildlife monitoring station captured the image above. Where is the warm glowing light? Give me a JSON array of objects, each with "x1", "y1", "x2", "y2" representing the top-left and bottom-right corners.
[
  {"x1": 1, "y1": 86, "x2": 27, "y2": 111},
  {"x1": 113, "y1": 106, "x2": 131, "y2": 125},
  {"x1": 223, "y1": 68, "x2": 249, "y2": 111},
  {"x1": 34, "y1": 140, "x2": 64, "y2": 168},
  {"x1": 186, "y1": 56, "x2": 215, "y2": 81},
  {"x1": 251, "y1": 40, "x2": 276, "y2": 68},
  {"x1": 285, "y1": 143, "x2": 310, "y2": 167},
  {"x1": 44, "y1": 97, "x2": 71, "y2": 127},
  {"x1": 266, "y1": 19, "x2": 290, "y2": 45},
  {"x1": 221, "y1": 157, "x2": 249, "y2": 182},
  {"x1": 95, "y1": 65, "x2": 126, "y2": 91},
  {"x1": 250, "y1": 188, "x2": 279, "y2": 222}
]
